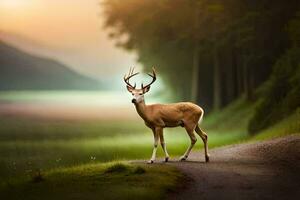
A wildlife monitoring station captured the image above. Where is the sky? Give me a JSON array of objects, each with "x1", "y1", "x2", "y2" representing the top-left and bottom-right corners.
[{"x1": 0, "y1": 0, "x2": 140, "y2": 81}]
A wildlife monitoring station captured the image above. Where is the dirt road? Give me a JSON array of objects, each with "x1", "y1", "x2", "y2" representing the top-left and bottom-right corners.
[{"x1": 167, "y1": 135, "x2": 300, "y2": 200}]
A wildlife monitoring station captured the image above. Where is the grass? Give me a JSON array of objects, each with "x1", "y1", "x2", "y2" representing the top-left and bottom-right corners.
[
  {"x1": 3, "y1": 96, "x2": 297, "y2": 182},
  {"x1": 0, "y1": 118, "x2": 248, "y2": 181},
  {"x1": 0, "y1": 162, "x2": 183, "y2": 200},
  {"x1": 203, "y1": 97, "x2": 300, "y2": 143},
  {"x1": 202, "y1": 97, "x2": 256, "y2": 133},
  {"x1": 0, "y1": 91, "x2": 299, "y2": 200},
  {"x1": 0, "y1": 96, "x2": 255, "y2": 182},
  {"x1": 0, "y1": 119, "x2": 147, "y2": 141},
  {"x1": 251, "y1": 108, "x2": 300, "y2": 141}
]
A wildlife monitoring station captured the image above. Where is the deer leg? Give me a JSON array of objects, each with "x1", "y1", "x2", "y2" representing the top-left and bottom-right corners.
[
  {"x1": 159, "y1": 130, "x2": 170, "y2": 162},
  {"x1": 195, "y1": 125, "x2": 210, "y2": 162},
  {"x1": 180, "y1": 126, "x2": 197, "y2": 161},
  {"x1": 148, "y1": 128, "x2": 159, "y2": 164}
]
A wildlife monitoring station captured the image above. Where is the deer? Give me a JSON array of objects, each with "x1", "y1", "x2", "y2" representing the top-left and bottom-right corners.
[{"x1": 124, "y1": 67, "x2": 209, "y2": 164}]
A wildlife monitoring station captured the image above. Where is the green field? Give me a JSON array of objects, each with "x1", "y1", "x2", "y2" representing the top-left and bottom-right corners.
[
  {"x1": 0, "y1": 118, "x2": 250, "y2": 181},
  {"x1": 1, "y1": 162, "x2": 184, "y2": 200},
  {"x1": 0, "y1": 92, "x2": 299, "y2": 199},
  {"x1": 0, "y1": 118, "x2": 248, "y2": 200}
]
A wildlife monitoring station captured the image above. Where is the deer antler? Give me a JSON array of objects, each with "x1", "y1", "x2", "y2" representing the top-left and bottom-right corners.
[
  {"x1": 141, "y1": 67, "x2": 156, "y2": 90},
  {"x1": 124, "y1": 67, "x2": 139, "y2": 89}
]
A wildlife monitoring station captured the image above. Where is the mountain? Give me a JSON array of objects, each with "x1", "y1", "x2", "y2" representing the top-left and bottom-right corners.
[{"x1": 0, "y1": 41, "x2": 103, "y2": 90}]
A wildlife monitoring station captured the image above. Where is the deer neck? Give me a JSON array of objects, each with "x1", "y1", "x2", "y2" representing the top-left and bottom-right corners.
[{"x1": 134, "y1": 100, "x2": 149, "y2": 121}]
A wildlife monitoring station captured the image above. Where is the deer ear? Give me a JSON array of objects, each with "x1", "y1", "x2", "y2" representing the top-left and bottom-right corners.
[
  {"x1": 127, "y1": 85, "x2": 134, "y2": 92},
  {"x1": 143, "y1": 85, "x2": 151, "y2": 93}
]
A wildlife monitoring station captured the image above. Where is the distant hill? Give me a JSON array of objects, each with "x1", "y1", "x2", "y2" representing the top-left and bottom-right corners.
[{"x1": 0, "y1": 41, "x2": 103, "y2": 90}]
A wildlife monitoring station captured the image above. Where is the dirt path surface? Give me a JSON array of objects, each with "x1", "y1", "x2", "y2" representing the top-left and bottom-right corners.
[{"x1": 167, "y1": 135, "x2": 300, "y2": 200}]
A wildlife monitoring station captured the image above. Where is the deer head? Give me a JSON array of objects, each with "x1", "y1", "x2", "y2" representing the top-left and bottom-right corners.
[{"x1": 124, "y1": 67, "x2": 156, "y2": 104}]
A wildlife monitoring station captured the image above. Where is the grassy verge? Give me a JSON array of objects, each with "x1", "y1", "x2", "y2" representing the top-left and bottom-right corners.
[
  {"x1": 202, "y1": 97, "x2": 256, "y2": 133},
  {"x1": 251, "y1": 108, "x2": 300, "y2": 141},
  {"x1": 203, "y1": 97, "x2": 300, "y2": 143},
  {"x1": 0, "y1": 118, "x2": 248, "y2": 181},
  {"x1": 0, "y1": 162, "x2": 183, "y2": 200}
]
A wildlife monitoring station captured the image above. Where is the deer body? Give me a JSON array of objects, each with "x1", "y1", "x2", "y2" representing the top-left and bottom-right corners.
[
  {"x1": 135, "y1": 102, "x2": 202, "y2": 128},
  {"x1": 124, "y1": 68, "x2": 209, "y2": 163}
]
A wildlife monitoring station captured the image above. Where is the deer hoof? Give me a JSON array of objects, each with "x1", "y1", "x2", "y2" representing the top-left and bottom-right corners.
[
  {"x1": 165, "y1": 157, "x2": 169, "y2": 162},
  {"x1": 147, "y1": 160, "x2": 154, "y2": 164},
  {"x1": 179, "y1": 156, "x2": 187, "y2": 161},
  {"x1": 205, "y1": 155, "x2": 210, "y2": 162}
]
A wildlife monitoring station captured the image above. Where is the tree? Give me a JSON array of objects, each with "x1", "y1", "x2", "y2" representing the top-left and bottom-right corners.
[
  {"x1": 207, "y1": 3, "x2": 226, "y2": 110},
  {"x1": 102, "y1": 0, "x2": 300, "y2": 114}
]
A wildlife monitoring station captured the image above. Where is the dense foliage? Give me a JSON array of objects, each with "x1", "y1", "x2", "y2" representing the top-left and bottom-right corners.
[
  {"x1": 103, "y1": 0, "x2": 300, "y2": 132},
  {"x1": 249, "y1": 11, "x2": 300, "y2": 133},
  {"x1": 249, "y1": 48, "x2": 300, "y2": 133}
]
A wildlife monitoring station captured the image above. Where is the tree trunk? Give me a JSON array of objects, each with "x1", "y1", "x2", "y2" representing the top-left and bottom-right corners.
[
  {"x1": 226, "y1": 46, "x2": 237, "y2": 103},
  {"x1": 243, "y1": 58, "x2": 248, "y2": 97},
  {"x1": 247, "y1": 65, "x2": 254, "y2": 100},
  {"x1": 213, "y1": 43, "x2": 221, "y2": 110},
  {"x1": 231, "y1": 46, "x2": 239, "y2": 99},
  {"x1": 191, "y1": 43, "x2": 200, "y2": 103},
  {"x1": 242, "y1": 57, "x2": 253, "y2": 100},
  {"x1": 191, "y1": 6, "x2": 200, "y2": 103},
  {"x1": 237, "y1": 62, "x2": 243, "y2": 96}
]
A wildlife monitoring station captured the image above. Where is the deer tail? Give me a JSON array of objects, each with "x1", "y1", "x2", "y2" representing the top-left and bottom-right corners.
[{"x1": 198, "y1": 108, "x2": 204, "y2": 125}]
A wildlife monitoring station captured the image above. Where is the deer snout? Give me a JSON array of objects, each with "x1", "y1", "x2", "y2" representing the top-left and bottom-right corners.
[{"x1": 131, "y1": 98, "x2": 137, "y2": 104}]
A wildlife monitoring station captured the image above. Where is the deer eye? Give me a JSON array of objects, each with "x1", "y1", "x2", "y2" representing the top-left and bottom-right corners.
[{"x1": 139, "y1": 93, "x2": 143, "y2": 95}]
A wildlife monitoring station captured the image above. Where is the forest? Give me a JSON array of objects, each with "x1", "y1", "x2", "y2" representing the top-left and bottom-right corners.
[{"x1": 103, "y1": 0, "x2": 300, "y2": 134}]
